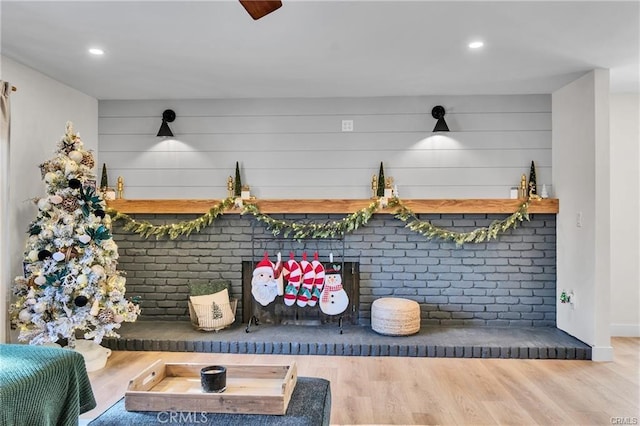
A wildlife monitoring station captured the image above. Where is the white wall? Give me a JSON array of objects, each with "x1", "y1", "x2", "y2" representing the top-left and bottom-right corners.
[
  {"x1": 0, "y1": 56, "x2": 98, "y2": 342},
  {"x1": 610, "y1": 93, "x2": 640, "y2": 337},
  {"x1": 99, "y1": 96, "x2": 551, "y2": 199},
  {"x1": 553, "y1": 70, "x2": 612, "y2": 361}
]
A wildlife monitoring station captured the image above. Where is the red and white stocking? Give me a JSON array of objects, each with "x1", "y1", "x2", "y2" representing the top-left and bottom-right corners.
[
  {"x1": 308, "y1": 252, "x2": 325, "y2": 307},
  {"x1": 274, "y1": 252, "x2": 284, "y2": 296},
  {"x1": 282, "y1": 252, "x2": 301, "y2": 306},
  {"x1": 297, "y1": 252, "x2": 315, "y2": 307}
]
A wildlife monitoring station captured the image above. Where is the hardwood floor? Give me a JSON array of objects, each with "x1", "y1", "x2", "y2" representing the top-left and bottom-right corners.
[{"x1": 81, "y1": 337, "x2": 639, "y2": 425}]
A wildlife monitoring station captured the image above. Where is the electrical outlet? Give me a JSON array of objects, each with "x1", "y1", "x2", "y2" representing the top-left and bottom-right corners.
[
  {"x1": 576, "y1": 212, "x2": 583, "y2": 228},
  {"x1": 341, "y1": 120, "x2": 354, "y2": 132}
]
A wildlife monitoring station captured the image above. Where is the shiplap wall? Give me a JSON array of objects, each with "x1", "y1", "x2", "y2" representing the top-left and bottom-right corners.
[{"x1": 98, "y1": 95, "x2": 551, "y2": 199}]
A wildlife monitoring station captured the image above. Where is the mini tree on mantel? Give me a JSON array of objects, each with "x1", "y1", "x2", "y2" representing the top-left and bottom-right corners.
[
  {"x1": 10, "y1": 122, "x2": 140, "y2": 346},
  {"x1": 234, "y1": 161, "x2": 242, "y2": 198},
  {"x1": 376, "y1": 162, "x2": 386, "y2": 197},
  {"x1": 100, "y1": 163, "x2": 109, "y2": 190},
  {"x1": 529, "y1": 161, "x2": 537, "y2": 195}
]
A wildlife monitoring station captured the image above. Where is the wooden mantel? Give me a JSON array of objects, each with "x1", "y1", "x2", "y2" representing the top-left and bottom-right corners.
[{"x1": 106, "y1": 198, "x2": 559, "y2": 215}]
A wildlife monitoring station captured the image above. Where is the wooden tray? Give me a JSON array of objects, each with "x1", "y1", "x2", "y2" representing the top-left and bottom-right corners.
[{"x1": 125, "y1": 360, "x2": 297, "y2": 415}]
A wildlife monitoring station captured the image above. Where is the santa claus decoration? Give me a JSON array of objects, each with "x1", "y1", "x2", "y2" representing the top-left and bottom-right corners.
[{"x1": 251, "y1": 252, "x2": 279, "y2": 306}]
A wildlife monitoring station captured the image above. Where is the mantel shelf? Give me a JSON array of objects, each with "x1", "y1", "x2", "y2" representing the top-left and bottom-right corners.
[{"x1": 106, "y1": 198, "x2": 559, "y2": 215}]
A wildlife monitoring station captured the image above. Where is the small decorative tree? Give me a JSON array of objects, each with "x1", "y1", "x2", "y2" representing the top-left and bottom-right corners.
[
  {"x1": 376, "y1": 162, "x2": 385, "y2": 197},
  {"x1": 10, "y1": 122, "x2": 140, "y2": 346},
  {"x1": 234, "y1": 161, "x2": 242, "y2": 197},
  {"x1": 529, "y1": 160, "x2": 537, "y2": 195},
  {"x1": 100, "y1": 163, "x2": 109, "y2": 190}
]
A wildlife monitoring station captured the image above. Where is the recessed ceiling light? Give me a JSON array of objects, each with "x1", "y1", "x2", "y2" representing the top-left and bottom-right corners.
[
  {"x1": 468, "y1": 41, "x2": 484, "y2": 49},
  {"x1": 88, "y1": 48, "x2": 104, "y2": 56}
]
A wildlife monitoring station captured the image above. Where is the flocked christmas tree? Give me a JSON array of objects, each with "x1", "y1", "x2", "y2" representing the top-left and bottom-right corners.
[{"x1": 10, "y1": 122, "x2": 140, "y2": 346}]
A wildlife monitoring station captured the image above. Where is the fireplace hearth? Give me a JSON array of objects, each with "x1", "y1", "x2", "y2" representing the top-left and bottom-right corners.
[{"x1": 101, "y1": 321, "x2": 591, "y2": 360}]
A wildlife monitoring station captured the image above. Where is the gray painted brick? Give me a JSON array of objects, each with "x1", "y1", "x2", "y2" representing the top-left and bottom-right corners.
[
  {"x1": 417, "y1": 288, "x2": 442, "y2": 296},
  {"x1": 471, "y1": 296, "x2": 494, "y2": 304},
  {"x1": 509, "y1": 305, "x2": 533, "y2": 312},
  {"x1": 425, "y1": 281, "x2": 452, "y2": 288},
  {"x1": 440, "y1": 258, "x2": 462, "y2": 265},
  {"x1": 473, "y1": 281, "x2": 498, "y2": 294},
  {"x1": 510, "y1": 289, "x2": 533, "y2": 297},
  {"x1": 440, "y1": 304, "x2": 462, "y2": 312},
  {"x1": 115, "y1": 213, "x2": 556, "y2": 326},
  {"x1": 462, "y1": 305, "x2": 485, "y2": 312}
]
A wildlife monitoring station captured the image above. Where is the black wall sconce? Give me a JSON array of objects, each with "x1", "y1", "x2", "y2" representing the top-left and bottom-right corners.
[
  {"x1": 431, "y1": 106, "x2": 449, "y2": 132},
  {"x1": 157, "y1": 109, "x2": 176, "y2": 137}
]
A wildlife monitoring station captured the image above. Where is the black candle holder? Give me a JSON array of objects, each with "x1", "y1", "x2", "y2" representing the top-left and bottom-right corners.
[{"x1": 200, "y1": 365, "x2": 227, "y2": 393}]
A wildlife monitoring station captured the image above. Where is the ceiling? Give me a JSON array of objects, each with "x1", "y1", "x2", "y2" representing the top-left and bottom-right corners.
[{"x1": 2, "y1": 1, "x2": 638, "y2": 100}]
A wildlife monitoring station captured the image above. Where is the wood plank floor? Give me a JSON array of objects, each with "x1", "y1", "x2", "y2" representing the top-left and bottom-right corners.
[{"x1": 81, "y1": 337, "x2": 639, "y2": 425}]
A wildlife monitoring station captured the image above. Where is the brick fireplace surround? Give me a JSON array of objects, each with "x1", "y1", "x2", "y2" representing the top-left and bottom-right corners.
[
  {"x1": 102, "y1": 201, "x2": 591, "y2": 359},
  {"x1": 113, "y1": 213, "x2": 556, "y2": 327}
]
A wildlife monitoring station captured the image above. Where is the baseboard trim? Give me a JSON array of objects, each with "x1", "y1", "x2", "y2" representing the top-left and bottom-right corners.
[
  {"x1": 610, "y1": 323, "x2": 640, "y2": 337},
  {"x1": 591, "y1": 345, "x2": 614, "y2": 362}
]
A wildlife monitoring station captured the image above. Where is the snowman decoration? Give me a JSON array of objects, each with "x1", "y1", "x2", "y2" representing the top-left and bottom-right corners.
[
  {"x1": 251, "y1": 253, "x2": 279, "y2": 306},
  {"x1": 319, "y1": 264, "x2": 349, "y2": 316}
]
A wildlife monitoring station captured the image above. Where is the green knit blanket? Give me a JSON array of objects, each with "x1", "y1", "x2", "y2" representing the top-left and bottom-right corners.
[{"x1": 0, "y1": 344, "x2": 96, "y2": 426}]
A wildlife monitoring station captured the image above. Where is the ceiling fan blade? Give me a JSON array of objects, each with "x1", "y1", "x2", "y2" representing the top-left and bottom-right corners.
[{"x1": 239, "y1": 0, "x2": 282, "y2": 20}]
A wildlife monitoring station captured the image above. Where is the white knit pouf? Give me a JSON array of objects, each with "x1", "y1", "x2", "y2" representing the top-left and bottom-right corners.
[{"x1": 371, "y1": 297, "x2": 421, "y2": 336}]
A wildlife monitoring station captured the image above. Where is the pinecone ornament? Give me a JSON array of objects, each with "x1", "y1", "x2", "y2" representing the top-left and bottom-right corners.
[
  {"x1": 97, "y1": 308, "x2": 115, "y2": 323},
  {"x1": 62, "y1": 196, "x2": 80, "y2": 213},
  {"x1": 81, "y1": 153, "x2": 95, "y2": 169}
]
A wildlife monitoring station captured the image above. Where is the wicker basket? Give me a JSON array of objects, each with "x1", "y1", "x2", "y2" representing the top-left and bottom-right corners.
[
  {"x1": 371, "y1": 297, "x2": 421, "y2": 336},
  {"x1": 188, "y1": 299, "x2": 237, "y2": 331}
]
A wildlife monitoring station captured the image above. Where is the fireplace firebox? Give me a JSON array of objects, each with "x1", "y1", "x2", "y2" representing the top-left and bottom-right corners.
[{"x1": 242, "y1": 261, "x2": 359, "y2": 326}]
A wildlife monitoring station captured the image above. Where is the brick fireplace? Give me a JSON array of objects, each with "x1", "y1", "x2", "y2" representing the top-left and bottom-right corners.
[{"x1": 112, "y1": 212, "x2": 556, "y2": 327}]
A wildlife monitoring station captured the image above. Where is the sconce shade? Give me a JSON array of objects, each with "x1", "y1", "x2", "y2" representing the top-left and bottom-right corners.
[
  {"x1": 239, "y1": 0, "x2": 282, "y2": 20},
  {"x1": 431, "y1": 106, "x2": 450, "y2": 132},
  {"x1": 157, "y1": 109, "x2": 176, "y2": 137}
]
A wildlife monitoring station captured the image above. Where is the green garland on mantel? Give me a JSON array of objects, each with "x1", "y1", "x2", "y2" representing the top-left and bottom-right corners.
[
  {"x1": 107, "y1": 197, "x2": 236, "y2": 240},
  {"x1": 107, "y1": 197, "x2": 530, "y2": 245}
]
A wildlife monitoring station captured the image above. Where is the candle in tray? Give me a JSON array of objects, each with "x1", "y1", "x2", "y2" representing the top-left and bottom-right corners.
[{"x1": 200, "y1": 366, "x2": 227, "y2": 393}]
